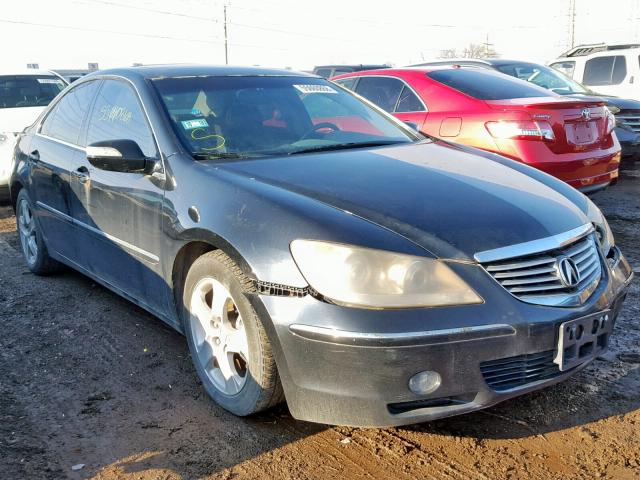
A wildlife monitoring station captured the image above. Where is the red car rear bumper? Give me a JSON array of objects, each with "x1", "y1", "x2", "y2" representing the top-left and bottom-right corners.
[{"x1": 493, "y1": 138, "x2": 621, "y2": 193}]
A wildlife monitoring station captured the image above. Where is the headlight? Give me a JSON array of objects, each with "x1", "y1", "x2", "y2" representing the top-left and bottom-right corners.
[
  {"x1": 606, "y1": 105, "x2": 621, "y2": 115},
  {"x1": 585, "y1": 198, "x2": 614, "y2": 255},
  {"x1": 290, "y1": 240, "x2": 483, "y2": 308},
  {"x1": 605, "y1": 108, "x2": 616, "y2": 135},
  {"x1": 0, "y1": 133, "x2": 7, "y2": 144}
]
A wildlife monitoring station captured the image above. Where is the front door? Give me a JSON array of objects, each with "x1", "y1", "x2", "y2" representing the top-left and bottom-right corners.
[{"x1": 69, "y1": 79, "x2": 167, "y2": 315}]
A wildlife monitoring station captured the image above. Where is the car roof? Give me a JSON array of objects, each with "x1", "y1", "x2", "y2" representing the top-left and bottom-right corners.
[
  {"x1": 0, "y1": 68, "x2": 61, "y2": 76},
  {"x1": 88, "y1": 64, "x2": 318, "y2": 80},
  {"x1": 409, "y1": 59, "x2": 547, "y2": 68}
]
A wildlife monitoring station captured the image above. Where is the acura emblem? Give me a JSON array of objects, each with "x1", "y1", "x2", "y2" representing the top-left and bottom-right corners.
[
  {"x1": 557, "y1": 257, "x2": 580, "y2": 288},
  {"x1": 581, "y1": 108, "x2": 591, "y2": 120}
]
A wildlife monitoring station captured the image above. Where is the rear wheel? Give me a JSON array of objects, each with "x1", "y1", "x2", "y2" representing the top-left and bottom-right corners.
[
  {"x1": 16, "y1": 189, "x2": 61, "y2": 275},
  {"x1": 182, "y1": 250, "x2": 283, "y2": 416}
]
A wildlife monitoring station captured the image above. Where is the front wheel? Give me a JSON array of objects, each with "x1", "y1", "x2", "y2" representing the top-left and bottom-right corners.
[{"x1": 182, "y1": 250, "x2": 283, "y2": 416}]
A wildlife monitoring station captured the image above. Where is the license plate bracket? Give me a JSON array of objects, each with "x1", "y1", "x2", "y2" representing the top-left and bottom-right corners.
[{"x1": 554, "y1": 310, "x2": 612, "y2": 371}]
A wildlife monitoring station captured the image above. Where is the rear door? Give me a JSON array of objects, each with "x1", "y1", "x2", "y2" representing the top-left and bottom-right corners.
[
  {"x1": 30, "y1": 80, "x2": 101, "y2": 261},
  {"x1": 69, "y1": 78, "x2": 167, "y2": 315},
  {"x1": 354, "y1": 76, "x2": 428, "y2": 129}
]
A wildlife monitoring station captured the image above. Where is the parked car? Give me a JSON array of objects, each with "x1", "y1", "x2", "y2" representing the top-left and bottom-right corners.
[
  {"x1": 0, "y1": 69, "x2": 67, "y2": 202},
  {"x1": 550, "y1": 43, "x2": 640, "y2": 101},
  {"x1": 10, "y1": 65, "x2": 632, "y2": 427},
  {"x1": 411, "y1": 59, "x2": 640, "y2": 162},
  {"x1": 313, "y1": 64, "x2": 389, "y2": 78},
  {"x1": 333, "y1": 67, "x2": 621, "y2": 192}
]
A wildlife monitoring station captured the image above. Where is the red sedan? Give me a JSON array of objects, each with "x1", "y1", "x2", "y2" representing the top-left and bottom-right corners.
[{"x1": 332, "y1": 67, "x2": 621, "y2": 192}]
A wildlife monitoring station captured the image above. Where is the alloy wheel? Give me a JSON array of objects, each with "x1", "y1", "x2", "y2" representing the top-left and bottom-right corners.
[
  {"x1": 189, "y1": 277, "x2": 249, "y2": 395},
  {"x1": 18, "y1": 198, "x2": 38, "y2": 266}
]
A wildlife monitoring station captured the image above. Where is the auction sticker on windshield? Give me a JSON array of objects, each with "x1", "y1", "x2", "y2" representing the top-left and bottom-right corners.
[{"x1": 294, "y1": 84, "x2": 338, "y2": 94}]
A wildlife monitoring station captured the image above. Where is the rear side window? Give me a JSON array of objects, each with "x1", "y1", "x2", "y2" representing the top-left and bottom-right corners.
[
  {"x1": 583, "y1": 56, "x2": 627, "y2": 86},
  {"x1": 550, "y1": 61, "x2": 576, "y2": 78},
  {"x1": 0, "y1": 75, "x2": 66, "y2": 109},
  {"x1": 355, "y1": 76, "x2": 404, "y2": 112},
  {"x1": 427, "y1": 69, "x2": 549, "y2": 100},
  {"x1": 396, "y1": 86, "x2": 425, "y2": 112},
  {"x1": 86, "y1": 80, "x2": 157, "y2": 157},
  {"x1": 40, "y1": 80, "x2": 101, "y2": 145}
]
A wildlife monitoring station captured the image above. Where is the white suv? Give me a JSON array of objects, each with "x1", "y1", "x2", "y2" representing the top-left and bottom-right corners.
[
  {"x1": 550, "y1": 43, "x2": 640, "y2": 100},
  {"x1": 0, "y1": 69, "x2": 67, "y2": 201}
]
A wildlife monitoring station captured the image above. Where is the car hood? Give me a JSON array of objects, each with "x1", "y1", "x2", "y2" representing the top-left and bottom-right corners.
[
  {"x1": 218, "y1": 141, "x2": 588, "y2": 260},
  {"x1": 0, "y1": 106, "x2": 45, "y2": 133}
]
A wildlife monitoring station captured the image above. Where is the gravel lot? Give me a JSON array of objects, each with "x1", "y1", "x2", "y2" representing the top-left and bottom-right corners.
[{"x1": 1, "y1": 170, "x2": 639, "y2": 480}]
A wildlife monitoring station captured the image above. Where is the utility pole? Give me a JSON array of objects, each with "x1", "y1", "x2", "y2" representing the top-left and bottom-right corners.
[
  {"x1": 223, "y1": 4, "x2": 228, "y2": 65},
  {"x1": 482, "y1": 33, "x2": 493, "y2": 57},
  {"x1": 568, "y1": 0, "x2": 576, "y2": 49}
]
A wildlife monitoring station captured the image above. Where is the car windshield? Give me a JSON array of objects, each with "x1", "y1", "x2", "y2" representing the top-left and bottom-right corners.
[
  {"x1": 152, "y1": 75, "x2": 417, "y2": 158},
  {"x1": 495, "y1": 63, "x2": 590, "y2": 95},
  {"x1": 0, "y1": 75, "x2": 66, "y2": 109}
]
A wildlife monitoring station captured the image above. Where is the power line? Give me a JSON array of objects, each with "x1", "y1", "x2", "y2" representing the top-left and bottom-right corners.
[
  {"x1": 77, "y1": 0, "x2": 219, "y2": 22},
  {"x1": 0, "y1": 18, "x2": 222, "y2": 44}
]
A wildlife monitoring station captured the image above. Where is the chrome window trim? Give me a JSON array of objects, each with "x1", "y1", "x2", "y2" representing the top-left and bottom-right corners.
[
  {"x1": 351, "y1": 74, "x2": 428, "y2": 113},
  {"x1": 35, "y1": 133, "x2": 85, "y2": 152},
  {"x1": 289, "y1": 323, "x2": 515, "y2": 347},
  {"x1": 474, "y1": 223, "x2": 594, "y2": 263},
  {"x1": 35, "y1": 200, "x2": 159, "y2": 263}
]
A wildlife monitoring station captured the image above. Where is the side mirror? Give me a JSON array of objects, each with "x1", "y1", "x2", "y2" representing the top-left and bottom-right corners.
[
  {"x1": 86, "y1": 139, "x2": 154, "y2": 174},
  {"x1": 404, "y1": 121, "x2": 419, "y2": 132}
]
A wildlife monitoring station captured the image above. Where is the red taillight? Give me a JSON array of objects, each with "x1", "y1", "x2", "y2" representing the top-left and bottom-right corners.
[{"x1": 485, "y1": 120, "x2": 555, "y2": 142}]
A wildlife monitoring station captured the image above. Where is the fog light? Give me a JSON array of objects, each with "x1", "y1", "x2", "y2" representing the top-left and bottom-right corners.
[{"x1": 408, "y1": 370, "x2": 441, "y2": 395}]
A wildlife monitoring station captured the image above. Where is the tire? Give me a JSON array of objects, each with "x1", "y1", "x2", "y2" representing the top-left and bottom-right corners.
[
  {"x1": 16, "y1": 189, "x2": 62, "y2": 275},
  {"x1": 182, "y1": 250, "x2": 284, "y2": 416}
]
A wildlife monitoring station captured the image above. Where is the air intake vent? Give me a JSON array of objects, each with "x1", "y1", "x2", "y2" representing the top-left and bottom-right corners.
[{"x1": 480, "y1": 350, "x2": 561, "y2": 391}]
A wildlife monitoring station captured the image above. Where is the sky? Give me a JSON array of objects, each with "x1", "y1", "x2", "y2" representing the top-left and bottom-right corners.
[{"x1": 2, "y1": 0, "x2": 640, "y2": 72}]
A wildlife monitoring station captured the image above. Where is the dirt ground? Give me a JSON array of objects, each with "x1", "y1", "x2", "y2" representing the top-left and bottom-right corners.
[{"x1": 1, "y1": 170, "x2": 639, "y2": 480}]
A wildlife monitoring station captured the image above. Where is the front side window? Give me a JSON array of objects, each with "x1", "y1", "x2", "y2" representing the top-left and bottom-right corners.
[
  {"x1": 583, "y1": 56, "x2": 627, "y2": 86},
  {"x1": 0, "y1": 75, "x2": 66, "y2": 109},
  {"x1": 152, "y1": 75, "x2": 416, "y2": 158},
  {"x1": 427, "y1": 69, "x2": 550, "y2": 100},
  {"x1": 86, "y1": 80, "x2": 157, "y2": 156},
  {"x1": 355, "y1": 77, "x2": 404, "y2": 113},
  {"x1": 40, "y1": 80, "x2": 101, "y2": 145}
]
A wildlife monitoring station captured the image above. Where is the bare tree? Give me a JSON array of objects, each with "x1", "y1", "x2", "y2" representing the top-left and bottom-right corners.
[{"x1": 438, "y1": 43, "x2": 499, "y2": 59}]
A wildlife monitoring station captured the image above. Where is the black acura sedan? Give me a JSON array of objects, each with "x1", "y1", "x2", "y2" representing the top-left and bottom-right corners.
[{"x1": 9, "y1": 65, "x2": 633, "y2": 427}]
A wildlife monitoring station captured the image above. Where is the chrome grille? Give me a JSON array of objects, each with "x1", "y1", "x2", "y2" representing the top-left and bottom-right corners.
[
  {"x1": 615, "y1": 113, "x2": 640, "y2": 133},
  {"x1": 482, "y1": 234, "x2": 602, "y2": 307},
  {"x1": 480, "y1": 350, "x2": 561, "y2": 391}
]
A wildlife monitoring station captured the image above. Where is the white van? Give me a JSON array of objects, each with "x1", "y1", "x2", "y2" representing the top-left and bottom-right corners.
[
  {"x1": 0, "y1": 69, "x2": 67, "y2": 201},
  {"x1": 550, "y1": 43, "x2": 640, "y2": 100}
]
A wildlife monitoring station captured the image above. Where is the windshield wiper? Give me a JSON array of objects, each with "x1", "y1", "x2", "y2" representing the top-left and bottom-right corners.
[
  {"x1": 287, "y1": 140, "x2": 407, "y2": 155},
  {"x1": 192, "y1": 152, "x2": 261, "y2": 160}
]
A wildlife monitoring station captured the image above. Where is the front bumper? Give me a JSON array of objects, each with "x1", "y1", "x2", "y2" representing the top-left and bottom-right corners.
[
  {"x1": 614, "y1": 125, "x2": 640, "y2": 160},
  {"x1": 252, "y1": 247, "x2": 633, "y2": 427}
]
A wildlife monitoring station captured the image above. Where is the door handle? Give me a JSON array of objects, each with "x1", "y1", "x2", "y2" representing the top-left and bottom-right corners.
[
  {"x1": 29, "y1": 150, "x2": 40, "y2": 162},
  {"x1": 72, "y1": 166, "x2": 90, "y2": 184}
]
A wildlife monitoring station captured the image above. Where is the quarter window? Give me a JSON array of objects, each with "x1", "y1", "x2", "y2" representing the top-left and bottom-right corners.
[
  {"x1": 86, "y1": 80, "x2": 157, "y2": 157},
  {"x1": 355, "y1": 77, "x2": 404, "y2": 113},
  {"x1": 583, "y1": 56, "x2": 627, "y2": 86},
  {"x1": 550, "y1": 61, "x2": 576, "y2": 78},
  {"x1": 40, "y1": 80, "x2": 101, "y2": 145},
  {"x1": 395, "y1": 86, "x2": 425, "y2": 112}
]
